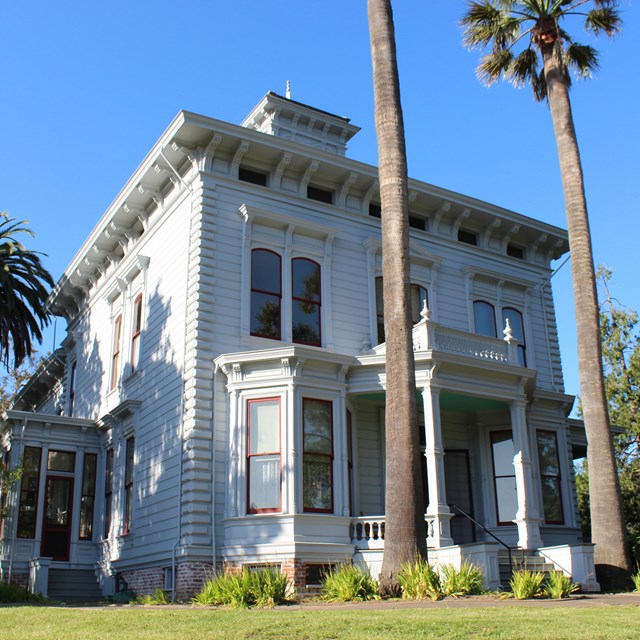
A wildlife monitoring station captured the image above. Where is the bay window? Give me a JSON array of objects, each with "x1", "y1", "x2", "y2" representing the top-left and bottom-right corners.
[
  {"x1": 536, "y1": 430, "x2": 564, "y2": 524},
  {"x1": 303, "y1": 398, "x2": 333, "y2": 512},
  {"x1": 17, "y1": 446, "x2": 42, "y2": 538},
  {"x1": 490, "y1": 431, "x2": 517, "y2": 525}
]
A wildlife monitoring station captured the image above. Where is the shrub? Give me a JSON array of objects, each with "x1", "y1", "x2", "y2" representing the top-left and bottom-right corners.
[
  {"x1": 440, "y1": 562, "x2": 484, "y2": 597},
  {"x1": 632, "y1": 567, "x2": 640, "y2": 593},
  {"x1": 397, "y1": 558, "x2": 443, "y2": 601},
  {"x1": 135, "y1": 588, "x2": 170, "y2": 605},
  {"x1": 543, "y1": 571, "x2": 579, "y2": 599},
  {"x1": 509, "y1": 569, "x2": 545, "y2": 600},
  {"x1": 0, "y1": 581, "x2": 41, "y2": 603},
  {"x1": 321, "y1": 564, "x2": 379, "y2": 602},
  {"x1": 192, "y1": 567, "x2": 289, "y2": 608}
]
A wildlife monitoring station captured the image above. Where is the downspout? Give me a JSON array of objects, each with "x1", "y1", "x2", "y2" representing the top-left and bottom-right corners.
[
  {"x1": 540, "y1": 254, "x2": 570, "y2": 394},
  {"x1": 211, "y1": 364, "x2": 218, "y2": 577},
  {"x1": 163, "y1": 148, "x2": 195, "y2": 602}
]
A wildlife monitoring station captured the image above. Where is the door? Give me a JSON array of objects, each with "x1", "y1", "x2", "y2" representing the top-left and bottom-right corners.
[
  {"x1": 41, "y1": 477, "x2": 74, "y2": 560},
  {"x1": 444, "y1": 450, "x2": 475, "y2": 545}
]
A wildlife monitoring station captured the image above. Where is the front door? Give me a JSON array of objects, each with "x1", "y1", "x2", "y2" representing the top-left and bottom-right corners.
[
  {"x1": 444, "y1": 450, "x2": 475, "y2": 545},
  {"x1": 41, "y1": 477, "x2": 74, "y2": 561}
]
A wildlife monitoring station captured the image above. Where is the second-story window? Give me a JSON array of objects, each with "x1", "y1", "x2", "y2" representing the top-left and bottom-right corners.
[
  {"x1": 131, "y1": 294, "x2": 143, "y2": 373},
  {"x1": 68, "y1": 361, "x2": 77, "y2": 416},
  {"x1": 376, "y1": 277, "x2": 428, "y2": 344},
  {"x1": 292, "y1": 258, "x2": 321, "y2": 346},
  {"x1": 473, "y1": 300, "x2": 497, "y2": 338},
  {"x1": 502, "y1": 307, "x2": 527, "y2": 367},
  {"x1": 110, "y1": 314, "x2": 123, "y2": 390},
  {"x1": 250, "y1": 249, "x2": 282, "y2": 340}
]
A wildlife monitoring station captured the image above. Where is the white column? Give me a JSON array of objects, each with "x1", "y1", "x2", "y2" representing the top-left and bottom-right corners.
[
  {"x1": 226, "y1": 389, "x2": 239, "y2": 518},
  {"x1": 510, "y1": 399, "x2": 543, "y2": 549},
  {"x1": 285, "y1": 386, "x2": 297, "y2": 514},
  {"x1": 421, "y1": 383, "x2": 453, "y2": 548}
]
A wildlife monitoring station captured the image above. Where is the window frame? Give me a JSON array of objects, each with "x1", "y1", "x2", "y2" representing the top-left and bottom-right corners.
[
  {"x1": 130, "y1": 294, "x2": 143, "y2": 374},
  {"x1": 490, "y1": 430, "x2": 518, "y2": 526},
  {"x1": 79, "y1": 452, "x2": 97, "y2": 540},
  {"x1": 502, "y1": 306, "x2": 527, "y2": 367},
  {"x1": 104, "y1": 448, "x2": 114, "y2": 538},
  {"x1": 250, "y1": 249, "x2": 283, "y2": 341},
  {"x1": 302, "y1": 398, "x2": 334, "y2": 514},
  {"x1": 473, "y1": 300, "x2": 498, "y2": 338},
  {"x1": 123, "y1": 437, "x2": 135, "y2": 535},
  {"x1": 536, "y1": 430, "x2": 565, "y2": 525},
  {"x1": 246, "y1": 397, "x2": 282, "y2": 514},
  {"x1": 110, "y1": 314, "x2": 123, "y2": 390},
  {"x1": 16, "y1": 446, "x2": 42, "y2": 539}
]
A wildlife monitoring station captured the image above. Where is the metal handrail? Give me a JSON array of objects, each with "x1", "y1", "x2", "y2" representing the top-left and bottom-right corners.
[{"x1": 449, "y1": 503, "x2": 515, "y2": 576}]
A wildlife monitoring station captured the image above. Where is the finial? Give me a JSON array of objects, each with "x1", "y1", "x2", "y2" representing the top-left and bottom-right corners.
[
  {"x1": 503, "y1": 318, "x2": 514, "y2": 343},
  {"x1": 420, "y1": 299, "x2": 431, "y2": 322},
  {"x1": 285, "y1": 80, "x2": 291, "y2": 100}
]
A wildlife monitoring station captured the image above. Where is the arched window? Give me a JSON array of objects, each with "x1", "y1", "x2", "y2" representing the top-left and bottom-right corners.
[
  {"x1": 376, "y1": 277, "x2": 428, "y2": 344},
  {"x1": 292, "y1": 258, "x2": 321, "y2": 346},
  {"x1": 473, "y1": 300, "x2": 497, "y2": 338},
  {"x1": 502, "y1": 307, "x2": 527, "y2": 367},
  {"x1": 250, "y1": 249, "x2": 282, "y2": 340},
  {"x1": 110, "y1": 314, "x2": 123, "y2": 390},
  {"x1": 131, "y1": 294, "x2": 143, "y2": 373}
]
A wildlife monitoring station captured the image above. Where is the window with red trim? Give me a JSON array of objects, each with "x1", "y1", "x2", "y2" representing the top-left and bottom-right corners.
[
  {"x1": 104, "y1": 448, "x2": 113, "y2": 538},
  {"x1": 247, "y1": 399, "x2": 281, "y2": 513},
  {"x1": 536, "y1": 430, "x2": 564, "y2": 524},
  {"x1": 131, "y1": 294, "x2": 143, "y2": 373},
  {"x1": 250, "y1": 250, "x2": 282, "y2": 340},
  {"x1": 292, "y1": 258, "x2": 321, "y2": 346},
  {"x1": 79, "y1": 453, "x2": 97, "y2": 540},
  {"x1": 303, "y1": 398, "x2": 333, "y2": 513},
  {"x1": 123, "y1": 437, "x2": 135, "y2": 534}
]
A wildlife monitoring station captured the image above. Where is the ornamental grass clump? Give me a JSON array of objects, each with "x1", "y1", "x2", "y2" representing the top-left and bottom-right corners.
[
  {"x1": 543, "y1": 571, "x2": 579, "y2": 599},
  {"x1": 0, "y1": 581, "x2": 41, "y2": 604},
  {"x1": 397, "y1": 557, "x2": 443, "y2": 601},
  {"x1": 321, "y1": 563, "x2": 379, "y2": 602},
  {"x1": 135, "y1": 588, "x2": 170, "y2": 605},
  {"x1": 192, "y1": 567, "x2": 289, "y2": 608},
  {"x1": 509, "y1": 569, "x2": 545, "y2": 600},
  {"x1": 632, "y1": 567, "x2": 640, "y2": 593},
  {"x1": 440, "y1": 562, "x2": 484, "y2": 598}
]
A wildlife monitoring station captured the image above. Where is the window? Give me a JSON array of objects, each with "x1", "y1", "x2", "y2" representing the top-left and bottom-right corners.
[
  {"x1": 17, "y1": 446, "x2": 42, "y2": 538},
  {"x1": 502, "y1": 307, "x2": 527, "y2": 366},
  {"x1": 458, "y1": 229, "x2": 478, "y2": 245},
  {"x1": 346, "y1": 410, "x2": 354, "y2": 516},
  {"x1": 79, "y1": 453, "x2": 97, "y2": 540},
  {"x1": 292, "y1": 258, "x2": 321, "y2": 346},
  {"x1": 473, "y1": 300, "x2": 497, "y2": 338},
  {"x1": 250, "y1": 249, "x2": 282, "y2": 340},
  {"x1": 409, "y1": 215, "x2": 427, "y2": 231},
  {"x1": 307, "y1": 185, "x2": 333, "y2": 204},
  {"x1": 110, "y1": 314, "x2": 123, "y2": 390},
  {"x1": 104, "y1": 448, "x2": 113, "y2": 538},
  {"x1": 131, "y1": 294, "x2": 143, "y2": 373},
  {"x1": 507, "y1": 244, "x2": 525, "y2": 260},
  {"x1": 368, "y1": 203, "x2": 381, "y2": 218},
  {"x1": 123, "y1": 437, "x2": 135, "y2": 534},
  {"x1": 68, "y1": 361, "x2": 77, "y2": 416},
  {"x1": 536, "y1": 431, "x2": 564, "y2": 524},
  {"x1": 490, "y1": 431, "x2": 517, "y2": 525},
  {"x1": 247, "y1": 399, "x2": 281, "y2": 513},
  {"x1": 48, "y1": 450, "x2": 75, "y2": 472},
  {"x1": 303, "y1": 399, "x2": 333, "y2": 512},
  {"x1": 239, "y1": 166, "x2": 268, "y2": 186},
  {"x1": 376, "y1": 277, "x2": 428, "y2": 344}
]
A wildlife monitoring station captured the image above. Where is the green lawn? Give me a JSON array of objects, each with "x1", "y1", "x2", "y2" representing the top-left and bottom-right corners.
[{"x1": 0, "y1": 605, "x2": 639, "y2": 640}]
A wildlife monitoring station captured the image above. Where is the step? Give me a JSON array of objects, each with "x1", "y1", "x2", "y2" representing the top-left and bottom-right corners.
[{"x1": 47, "y1": 569, "x2": 102, "y2": 603}]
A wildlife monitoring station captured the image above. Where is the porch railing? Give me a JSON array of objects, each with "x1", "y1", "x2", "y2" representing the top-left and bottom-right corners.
[{"x1": 350, "y1": 515, "x2": 436, "y2": 550}]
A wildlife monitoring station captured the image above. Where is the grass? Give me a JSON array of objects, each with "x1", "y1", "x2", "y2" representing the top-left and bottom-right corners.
[{"x1": 0, "y1": 605, "x2": 639, "y2": 639}]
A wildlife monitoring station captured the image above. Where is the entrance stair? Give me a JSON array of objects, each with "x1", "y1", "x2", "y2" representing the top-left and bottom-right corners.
[{"x1": 48, "y1": 568, "x2": 103, "y2": 603}]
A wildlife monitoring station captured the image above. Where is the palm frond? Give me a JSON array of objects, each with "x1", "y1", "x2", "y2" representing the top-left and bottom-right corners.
[
  {"x1": 531, "y1": 67, "x2": 548, "y2": 102},
  {"x1": 477, "y1": 49, "x2": 514, "y2": 85},
  {"x1": 505, "y1": 47, "x2": 540, "y2": 88},
  {"x1": 462, "y1": 2, "x2": 522, "y2": 50},
  {"x1": 566, "y1": 42, "x2": 600, "y2": 78},
  {"x1": 585, "y1": 7, "x2": 621, "y2": 37}
]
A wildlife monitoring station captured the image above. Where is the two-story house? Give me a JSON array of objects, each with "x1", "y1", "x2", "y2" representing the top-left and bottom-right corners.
[{"x1": 0, "y1": 92, "x2": 598, "y2": 601}]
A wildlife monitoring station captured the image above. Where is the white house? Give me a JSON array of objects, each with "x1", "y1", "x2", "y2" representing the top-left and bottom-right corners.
[{"x1": 0, "y1": 92, "x2": 599, "y2": 600}]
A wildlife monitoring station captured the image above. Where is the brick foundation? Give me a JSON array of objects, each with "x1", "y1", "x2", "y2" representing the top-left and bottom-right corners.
[
  {"x1": 175, "y1": 562, "x2": 214, "y2": 601},
  {"x1": 1, "y1": 572, "x2": 28, "y2": 590},
  {"x1": 120, "y1": 566, "x2": 164, "y2": 596}
]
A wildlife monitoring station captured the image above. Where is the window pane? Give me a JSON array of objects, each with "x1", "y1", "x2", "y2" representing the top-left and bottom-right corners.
[
  {"x1": 79, "y1": 496, "x2": 95, "y2": 539},
  {"x1": 491, "y1": 432, "x2": 514, "y2": 477},
  {"x1": 536, "y1": 431, "x2": 560, "y2": 476},
  {"x1": 410, "y1": 285, "x2": 428, "y2": 324},
  {"x1": 503, "y1": 307, "x2": 526, "y2": 366},
  {"x1": 540, "y1": 476, "x2": 564, "y2": 523},
  {"x1": 17, "y1": 446, "x2": 41, "y2": 539},
  {"x1": 303, "y1": 454, "x2": 332, "y2": 511},
  {"x1": 250, "y1": 293, "x2": 281, "y2": 339},
  {"x1": 48, "y1": 450, "x2": 75, "y2": 472},
  {"x1": 292, "y1": 259, "x2": 320, "y2": 302},
  {"x1": 82, "y1": 454, "x2": 97, "y2": 495},
  {"x1": 249, "y1": 400, "x2": 280, "y2": 454},
  {"x1": 303, "y1": 400, "x2": 332, "y2": 454},
  {"x1": 495, "y1": 477, "x2": 518, "y2": 523},
  {"x1": 292, "y1": 300, "x2": 320, "y2": 345},
  {"x1": 249, "y1": 455, "x2": 280, "y2": 510},
  {"x1": 251, "y1": 250, "x2": 281, "y2": 294},
  {"x1": 474, "y1": 301, "x2": 497, "y2": 337}
]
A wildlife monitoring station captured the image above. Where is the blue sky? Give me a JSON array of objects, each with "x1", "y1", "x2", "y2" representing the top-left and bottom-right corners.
[{"x1": 1, "y1": 1, "x2": 638, "y2": 405}]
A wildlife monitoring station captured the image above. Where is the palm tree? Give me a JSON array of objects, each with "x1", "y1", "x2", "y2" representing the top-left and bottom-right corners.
[
  {"x1": 368, "y1": 0, "x2": 427, "y2": 594},
  {"x1": 0, "y1": 212, "x2": 54, "y2": 369},
  {"x1": 462, "y1": 0, "x2": 631, "y2": 588}
]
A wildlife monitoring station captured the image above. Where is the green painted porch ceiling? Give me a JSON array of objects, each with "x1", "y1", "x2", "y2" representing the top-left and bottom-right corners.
[{"x1": 357, "y1": 391, "x2": 506, "y2": 413}]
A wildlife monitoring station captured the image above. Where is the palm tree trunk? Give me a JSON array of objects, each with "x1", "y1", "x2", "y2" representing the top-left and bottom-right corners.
[
  {"x1": 541, "y1": 42, "x2": 631, "y2": 588},
  {"x1": 368, "y1": 0, "x2": 427, "y2": 595}
]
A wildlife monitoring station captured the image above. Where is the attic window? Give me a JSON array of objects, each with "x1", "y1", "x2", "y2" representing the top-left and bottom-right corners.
[
  {"x1": 369, "y1": 203, "x2": 382, "y2": 218},
  {"x1": 409, "y1": 215, "x2": 427, "y2": 231},
  {"x1": 507, "y1": 244, "x2": 525, "y2": 260},
  {"x1": 307, "y1": 185, "x2": 333, "y2": 204},
  {"x1": 458, "y1": 229, "x2": 478, "y2": 246},
  {"x1": 239, "y1": 167, "x2": 268, "y2": 186}
]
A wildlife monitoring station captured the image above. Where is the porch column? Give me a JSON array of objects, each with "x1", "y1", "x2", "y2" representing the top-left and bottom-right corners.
[
  {"x1": 421, "y1": 383, "x2": 453, "y2": 548},
  {"x1": 510, "y1": 399, "x2": 543, "y2": 549}
]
